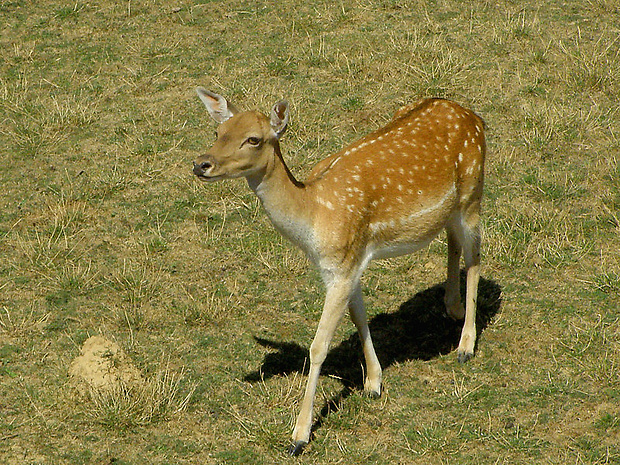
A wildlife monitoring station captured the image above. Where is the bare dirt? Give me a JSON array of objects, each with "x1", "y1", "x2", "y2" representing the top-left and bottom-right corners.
[{"x1": 68, "y1": 335, "x2": 143, "y2": 396}]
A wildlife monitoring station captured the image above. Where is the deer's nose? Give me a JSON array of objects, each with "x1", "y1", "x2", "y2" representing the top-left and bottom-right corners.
[{"x1": 193, "y1": 159, "x2": 213, "y2": 176}]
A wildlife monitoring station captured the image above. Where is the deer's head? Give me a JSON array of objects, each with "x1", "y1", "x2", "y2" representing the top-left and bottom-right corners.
[{"x1": 193, "y1": 88, "x2": 289, "y2": 182}]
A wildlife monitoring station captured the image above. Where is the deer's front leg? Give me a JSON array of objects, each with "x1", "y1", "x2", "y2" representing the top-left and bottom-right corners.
[
  {"x1": 289, "y1": 278, "x2": 352, "y2": 456},
  {"x1": 348, "y1": 284, "x2": 382, "y2": 397}
]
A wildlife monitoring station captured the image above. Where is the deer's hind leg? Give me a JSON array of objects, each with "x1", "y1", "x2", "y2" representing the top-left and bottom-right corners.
[
  {"x1": 447, "y1": 207, "x2": 481, "y2": 363},
  {"x1": 444, "y1": 228, "x2": 465, "y2": 320}
]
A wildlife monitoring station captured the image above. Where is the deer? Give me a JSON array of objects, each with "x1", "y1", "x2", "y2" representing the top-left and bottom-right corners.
[{"x1": 192, "y1": 87, "x2": 486, "y2": 455}]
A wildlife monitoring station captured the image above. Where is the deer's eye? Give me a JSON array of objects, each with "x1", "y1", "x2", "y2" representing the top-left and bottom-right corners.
[{"x1": 246, "y1": 137, "x2": 261, "y2": 146}]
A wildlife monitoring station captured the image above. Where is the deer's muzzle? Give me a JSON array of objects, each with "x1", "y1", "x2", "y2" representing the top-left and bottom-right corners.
[{"x1": 193, "y1": 157, "x2": 214, "y2": 178}]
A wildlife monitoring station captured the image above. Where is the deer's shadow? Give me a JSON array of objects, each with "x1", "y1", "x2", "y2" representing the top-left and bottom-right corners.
[{"x1": 244, "y1": 273, "x2": 502, "y2": 430}]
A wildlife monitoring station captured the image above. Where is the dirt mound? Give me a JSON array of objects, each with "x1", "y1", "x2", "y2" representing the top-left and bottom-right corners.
[{"x1": 69, "y1": 335, "x2": 143, "y2": 395}]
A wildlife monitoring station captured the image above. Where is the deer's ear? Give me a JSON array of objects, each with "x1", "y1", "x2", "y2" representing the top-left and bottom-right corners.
[
  {"x1": 270, "y1": 100, "x2": 289, "y2": 139},
  {"x1": 196, "y1": 87, "x2": 238, "y2": 123}
]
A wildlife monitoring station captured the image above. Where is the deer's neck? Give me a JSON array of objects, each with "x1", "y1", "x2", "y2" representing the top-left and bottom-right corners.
[{"x1": 246, "y1": 143, "x2": 316, "y2": 259}]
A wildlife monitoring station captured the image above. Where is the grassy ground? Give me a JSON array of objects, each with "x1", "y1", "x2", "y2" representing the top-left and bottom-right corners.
[{"x1": 1, "y1": 0, "x2": 619, "y2": 463}]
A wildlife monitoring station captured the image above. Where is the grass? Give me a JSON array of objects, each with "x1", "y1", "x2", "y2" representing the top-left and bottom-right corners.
[
  {"x1": 87, "y1": 362, "x2": 196, "y2": 430},
  {"x1": 1, "y1": 0, "x2": 620, "y2": 463}
]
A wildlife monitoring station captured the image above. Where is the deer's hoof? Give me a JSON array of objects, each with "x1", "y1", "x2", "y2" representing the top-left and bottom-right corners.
[
  {"x1": 288, "y1": 440, "x2": 307, "y2": 456},
  {"x1": 363, "y1": 388, "x2": 381, "y2": 399},
  {"x1": 457, "y1": 350, "x2": 473, "y2": 364}
]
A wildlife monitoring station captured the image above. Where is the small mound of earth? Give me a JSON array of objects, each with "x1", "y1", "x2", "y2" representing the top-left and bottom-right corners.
[{"x1": 69, "y1": 335, "x2": 143, "y2": 395}]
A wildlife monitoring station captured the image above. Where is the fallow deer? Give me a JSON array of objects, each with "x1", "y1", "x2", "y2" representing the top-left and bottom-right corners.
[{"x1": 192, "y1": 88, "x2": 486, "y2": 455}]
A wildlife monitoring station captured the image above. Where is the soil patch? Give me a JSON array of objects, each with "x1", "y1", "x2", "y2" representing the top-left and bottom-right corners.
[{"x1": 69, "y1": 335, "x2": 143, "y2": 395}]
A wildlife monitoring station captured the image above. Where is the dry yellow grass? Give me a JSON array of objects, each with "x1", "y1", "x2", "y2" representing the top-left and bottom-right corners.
[{"x1": 1, "y1": 0, "x2": 619, "y2": 463}]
